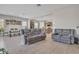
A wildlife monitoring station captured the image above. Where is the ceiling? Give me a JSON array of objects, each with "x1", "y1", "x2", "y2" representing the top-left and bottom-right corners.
[{"x1": 0, "y1": 4, "x2": 72, "y2": 18}]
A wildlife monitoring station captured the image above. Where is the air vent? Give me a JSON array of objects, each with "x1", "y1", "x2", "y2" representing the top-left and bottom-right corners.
[{"x1": 37, "y1": 4, "x2": 41, "y2": 7}]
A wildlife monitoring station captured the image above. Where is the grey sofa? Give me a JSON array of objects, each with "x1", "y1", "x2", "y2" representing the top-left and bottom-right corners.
[
  {"x1": 24, "y1": 29, "x2": 46, "y2": 45},
  {"x1": 52, "y1": 29, "x2": 75, "y2": 44}
]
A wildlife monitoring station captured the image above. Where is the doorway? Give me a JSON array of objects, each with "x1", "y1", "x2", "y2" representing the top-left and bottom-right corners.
[
  {"x1": 45, "y1": 21, "x2": 53, "y2": 41},
  {"x1": 45, "y1": 21, "x2": 52, "y2": 34}
]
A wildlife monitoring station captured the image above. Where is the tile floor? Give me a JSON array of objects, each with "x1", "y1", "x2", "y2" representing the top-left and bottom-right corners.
[{"x1": 1, "y1": 33, "x2": 79, "y2": 54}]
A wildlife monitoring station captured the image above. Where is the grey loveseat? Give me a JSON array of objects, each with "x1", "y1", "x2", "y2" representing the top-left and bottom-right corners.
[
  {"x1": 52, "y1": 29, "x2": 75, "y2": 44},
  {"x1": 24, "y1": 29, "x2": 46, "y2": 45}
]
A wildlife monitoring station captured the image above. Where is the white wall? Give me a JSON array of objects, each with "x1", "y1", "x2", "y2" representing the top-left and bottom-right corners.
[
  {"x1": 0, "y1": 5, "x2": 79, "y2": 34},
  {"x1": 37, "y1": 5, "x2": 79, "y2": 34},
  {"x1": 52, "y1": 5, "x2": 79, "y2": 34}
]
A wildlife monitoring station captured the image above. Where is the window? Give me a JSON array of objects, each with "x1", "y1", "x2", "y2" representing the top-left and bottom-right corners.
[
  {"x1": 34, "y1": 22, "x2": 39, "y2": 29},
  {"x1": 22, "y1": 21, "x2": 27, "y2": 29},
  {"x1": 39, "y1": 22, "x2": 44, "y2": 29}
]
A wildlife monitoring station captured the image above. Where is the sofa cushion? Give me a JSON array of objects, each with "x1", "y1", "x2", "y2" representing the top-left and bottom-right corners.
[
  {"x1": 55, "y1": 29, "x2": 63, "y2": 35},
  {"x1": 62, "y1": 29, "x2": 71, "y2": 36}
]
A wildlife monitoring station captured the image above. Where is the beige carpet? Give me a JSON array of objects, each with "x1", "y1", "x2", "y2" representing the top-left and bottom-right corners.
[{"x1": 2, "y1": 34, "x2": 79, "y2": 54}]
